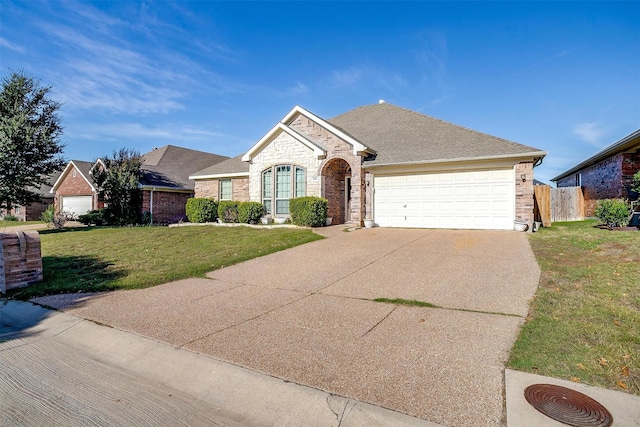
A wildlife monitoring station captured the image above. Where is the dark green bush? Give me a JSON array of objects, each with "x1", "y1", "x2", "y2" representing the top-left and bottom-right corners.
[
  {"x1": 594, "y1": 199, "x2": 630, "y2": 227},
  {"x1": 185, "y1": 198, "x2": 218, "y2": 223},
  {"x1": 218, "y1": 201, "x2": 239, "y2": 223},
  {"x1": 78, "y1": 209, "x2": 105, "y2": 226},
  {"x1": 289, "y1": 196, "x2": 327, "y2": 227},
  {"x1": 3, "y1": 214, "x2": 18, "y2": 221},
  {"x1": 238, "y1": 202, "x2": 264, "y2": 224}
]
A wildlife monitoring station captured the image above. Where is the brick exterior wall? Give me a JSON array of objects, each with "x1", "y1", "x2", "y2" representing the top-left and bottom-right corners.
[
  {"x1": 557, "y1": 149, "x2": 640, "y2": 216},
  {"x1": 142, "y1": 190, "x2": 192, "y2": 224},
  {"x1": 515, "y1": 162, "x2": 535, "y2": 225},
  {"x1": 2, "y1": 199, "x2": 50, "y2": 221},
  {"x1": 0, "y1": 231, "x2": 43, "y2": 294},
  {"x1": 193, "y1": 178, "x2": 250, "y2": 201},
  {"x1": 54, "y1": 165, "x2": 97, "y2": 213}
]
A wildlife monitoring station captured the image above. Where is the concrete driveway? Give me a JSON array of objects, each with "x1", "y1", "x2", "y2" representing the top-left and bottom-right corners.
[{"x1": 33, "y1": 227, "x2": 541, "y2": 427}]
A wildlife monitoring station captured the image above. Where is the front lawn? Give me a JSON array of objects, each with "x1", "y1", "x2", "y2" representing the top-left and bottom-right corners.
[
  {"x1": 509, "y1": 220, "x2": 639, "y2": 395},
  {"x1": 7, "y1": 226, "x2": 322, "y2": 300},
  {"x1": 0, "y1": 220, "x2": 43, "y2": 228}
]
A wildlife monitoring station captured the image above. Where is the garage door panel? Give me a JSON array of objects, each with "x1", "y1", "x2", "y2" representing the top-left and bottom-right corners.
[
  {"x1": 374, "y1": 169, "x2": 515, "y2": 230},
  {"x1": 61, "y1": 196, "x2": 92, "y2": 218}
]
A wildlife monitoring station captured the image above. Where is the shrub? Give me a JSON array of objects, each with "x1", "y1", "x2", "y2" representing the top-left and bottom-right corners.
[
  {"x1": 40, "y1": 204, "x2": 66, "y2": 229},
  {"x1": 186, "y1": 198, "x2": 218, "y2": 223},
  {"x1": 78, "y1": 209, "x2": 105, "y2": 226},
  {"x1": 3, "y1": 214, "x2": 18, "y2": 221},
  {"x1": 594, "y1": 199, "x2": 630, "y2": 227},
  {"x1": 238, "y1": 202, "x2": 264, "y2": 224},
  {"x1": 632, "y1": 171, "x2": 640, "y2": 196},
  {"x1": 289, "y1": 197, "x2": 328, "y2": 227},
  {"x1": 218, "y1": 201, "x2": 239, "y2": 223}
]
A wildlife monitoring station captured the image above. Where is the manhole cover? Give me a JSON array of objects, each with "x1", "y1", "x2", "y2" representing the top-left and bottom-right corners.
[{"x1": 524, "y1": 384, "x2": 613, "y2": 427}]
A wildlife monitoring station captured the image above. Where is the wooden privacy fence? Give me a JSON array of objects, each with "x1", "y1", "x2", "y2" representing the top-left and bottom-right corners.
[{"x1": 534, "y1": 185, "x2": 584, "y2": 226}]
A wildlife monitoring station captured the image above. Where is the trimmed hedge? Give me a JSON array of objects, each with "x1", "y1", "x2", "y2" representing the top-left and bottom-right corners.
[
  {"x1": 594, "y1": 199, "x2": 630, "y2": 227},
  {"x1": 186, "y1": 198, "x2": 218, "y2": 223},
  {"x1": 218, "y1": 201, "x2": 239, "y2": 223},
  {"x1": 78, "y1": 209, "x2": 105, "y2": 226},
  {"x1": 289, "y1": 196, "x2": 327, "y2": 227},
  {"x1": 238, "y1": 202, "x2": 265, "y2": 224}
]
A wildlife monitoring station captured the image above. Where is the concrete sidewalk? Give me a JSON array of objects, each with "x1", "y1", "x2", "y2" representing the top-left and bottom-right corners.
[
  {"x1": 1, "y1": 300, "x2": 440, "y2": 427},
  {"x1": 32, "y1": 227, "x2": 541, "y2": 426}
]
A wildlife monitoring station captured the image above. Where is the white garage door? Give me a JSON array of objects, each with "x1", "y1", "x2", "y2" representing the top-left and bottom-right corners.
[
  {"x1": 374, "y1": 169, "x2": 515, "y2": 230},
  {"x1": 61, "y1": 196, "x2": 92, "y2": 218}
]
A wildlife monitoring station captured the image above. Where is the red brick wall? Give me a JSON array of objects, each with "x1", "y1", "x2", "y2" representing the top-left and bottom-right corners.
[
  {"x1": 515, "y1": 162, "x2": 535, "y2": 224},
  {"x1": 0, "y1": 231, "x2": 42, "y2": 293},
  {"x1": 557, "y1": 151, "x2": 640, "y2": 216},
  {"x1": 194, "y1": 178, "x2": 249, "y2": 201},
  {"x1": 142, "y1": 190, "x2": 192, "y2": 224},
  {"x1": 54, "y1": 165, "x2": 96, "y2": 213}
]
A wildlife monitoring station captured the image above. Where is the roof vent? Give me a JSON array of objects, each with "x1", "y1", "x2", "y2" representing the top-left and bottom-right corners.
[{"x1": 379, "y1": 99, "x2": 385, "y2": 104}]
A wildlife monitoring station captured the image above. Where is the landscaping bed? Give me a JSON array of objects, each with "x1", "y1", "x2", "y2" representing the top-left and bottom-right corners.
[
  {"x1": 6, "y1": 226, "x2": 322, "y2": 300},
  {"x1": 509, "y1": 220, "x2": 639, "y2": 395}
]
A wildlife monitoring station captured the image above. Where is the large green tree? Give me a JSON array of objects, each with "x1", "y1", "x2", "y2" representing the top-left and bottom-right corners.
[
  {"x1": 93, "y1": 148, "x2": 143, "y2": 225},
  {"x1": 0, "y1": 72, "x2": 66, "y2": 211}
]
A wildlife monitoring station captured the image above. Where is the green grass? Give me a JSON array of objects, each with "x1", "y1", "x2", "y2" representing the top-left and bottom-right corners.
[
  {"x1": 509, "y1": 220, "x2": 640, "y2": 395},
  {"x1": 6, "y1": 226, "x2": 322, "y2": 300},
  {"x1": 0, "y1": 220, "x2": 43, "y2": 228},
  {"x1": 373, "y1": 298, "x2": 439, "y2": 308}
]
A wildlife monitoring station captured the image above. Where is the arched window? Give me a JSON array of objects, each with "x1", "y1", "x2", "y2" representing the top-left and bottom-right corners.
[{"x1": 262, "y1": 166, "x2": 306, "y2": 215}]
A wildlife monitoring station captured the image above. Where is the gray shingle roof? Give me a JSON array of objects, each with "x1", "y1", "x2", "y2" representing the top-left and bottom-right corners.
[
  {"x1": 139, "y1": 145, "x2": 228, "y2": 190},
  {"x1": 328, "y1": 103, "x2": 546, "y2": 166},
  {"x1": 190, "y1": 154, "x2": 249, "y2": 178}
]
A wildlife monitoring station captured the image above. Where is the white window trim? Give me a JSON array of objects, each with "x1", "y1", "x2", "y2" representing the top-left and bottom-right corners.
[
  {"x1": 219, "y1": 179, "x2": 232, "y2": 201},
  {"x1": 261, "y1": 165, "x2": 306, "y2": 216}
]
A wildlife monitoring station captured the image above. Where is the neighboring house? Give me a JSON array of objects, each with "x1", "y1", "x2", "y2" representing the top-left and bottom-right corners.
[
  {"x1": 140, "y1": 145, "x2": 228, "y2": 223},
  {"x1": 1, "y1": 170, "x2": 62, "y2": 221},
  {"x1": 552, "y1": 129, "x2": 640, "y2": 217},
  {"x1": 50, "y1": 160, "x2": 102, "y2": 218},
  {"x1": 191, "y1": 103, "x2": 546, "y2": 230}
]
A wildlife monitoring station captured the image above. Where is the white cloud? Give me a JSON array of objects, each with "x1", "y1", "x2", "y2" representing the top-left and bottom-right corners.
[
  {"x1": 572, "y1": 122, "x2": 607, "y2": 147},
  {"x1": 326, "y1": 65, "x2": 405, "y2": 93},
  {"x1": 0, "y1": 37, "x2": 25, "y2": 53}
]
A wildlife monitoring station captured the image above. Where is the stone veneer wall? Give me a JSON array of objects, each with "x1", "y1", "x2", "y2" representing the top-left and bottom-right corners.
[
  {"x1": 0, "y1": 231, "x2": 43, "y2": 294},
  {"x1": 249, "y1": 115, "x2": 365, "y2": 223}
]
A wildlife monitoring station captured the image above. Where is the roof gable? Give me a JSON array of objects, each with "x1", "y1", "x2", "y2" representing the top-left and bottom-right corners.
[
  {"x1": 329, "y1": 103, "x2": 546, "y2": 167},
  {"x1": 242, "y1": 106, "x2": 372, "y2": 162},
  {"x1": 552, "y1": 128, "x2": 640, "y2": 182},
  {"x1": 50, "y1": 160, "x2": 98, "y2": 193}
]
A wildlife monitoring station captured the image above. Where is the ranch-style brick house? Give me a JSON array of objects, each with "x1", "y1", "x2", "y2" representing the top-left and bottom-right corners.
[
  {"x1": 191, "y1": 102, "x2": 547, "y2": 230},
  {"x1": 50, "y1": 160, "x2": 102, "y2": 218},
  {"x1": 50, "y1": 146, "x2": 228, "y2": 222},
  {"x1": 552, "y1": 128, "x2": 640, "y2": 217}
]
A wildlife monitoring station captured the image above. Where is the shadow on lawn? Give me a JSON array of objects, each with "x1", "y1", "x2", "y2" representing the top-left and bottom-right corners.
[{"x1": 7, "y1": 255, "x2": 126, "y2": 301}]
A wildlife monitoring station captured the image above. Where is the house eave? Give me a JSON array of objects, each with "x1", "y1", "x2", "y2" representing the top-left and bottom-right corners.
[
  {"x1": 363, "y1": 151, "x2": 547, "y2": 170},
  {"x1": 242, "y1": 122, "x2": 327, "y2": 162},
  {"x1": 50, "y1": 160, "x2": 97, "y2": 193},
  {"x1": 189, "y1": 172, "x2": 250, "y2": 180},
  {"x1": 551, "y1": 128, "x2": 640, "y2": 182}
]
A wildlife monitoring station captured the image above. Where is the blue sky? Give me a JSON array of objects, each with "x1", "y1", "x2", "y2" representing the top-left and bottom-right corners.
[{"x1": 2, "y1": 1, "x2": 638, "y2": 184}]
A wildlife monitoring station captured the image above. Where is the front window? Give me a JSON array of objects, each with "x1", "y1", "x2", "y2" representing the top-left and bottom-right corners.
[
  {"x1": 262, "y1": 165, "x2": 306, "y2": 215},
  {"x1": 219, "y1": 179, "x2": 232, "y2": 200}
]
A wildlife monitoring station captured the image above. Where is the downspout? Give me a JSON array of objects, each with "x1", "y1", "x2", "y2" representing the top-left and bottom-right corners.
[{"x1": 150, "y1": 188, "x2": 155, "y2": 224}]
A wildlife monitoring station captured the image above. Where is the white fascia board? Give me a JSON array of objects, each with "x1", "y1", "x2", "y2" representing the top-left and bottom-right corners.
[
  {"x1": 242, "y1": 122, "x2": 326, "y2": 162},
  {"x1": 50, "y1": 161, "x2": 96, "y2": 193},
  {"x1": 88, "y1": 159, "x2": 106, "y2": 175},
  {"x1": 139, "y1": 185, "x2": 193, "y2": 193},
  {"x1": 282, "y1": 105, "x2": 374, "y2": 156},
  {"x1": 189, "y1": 172, "x2": 250, "y2": 180},
  {"x1": 363, "y1": 151, "x2": 548, "y2": 170}
]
